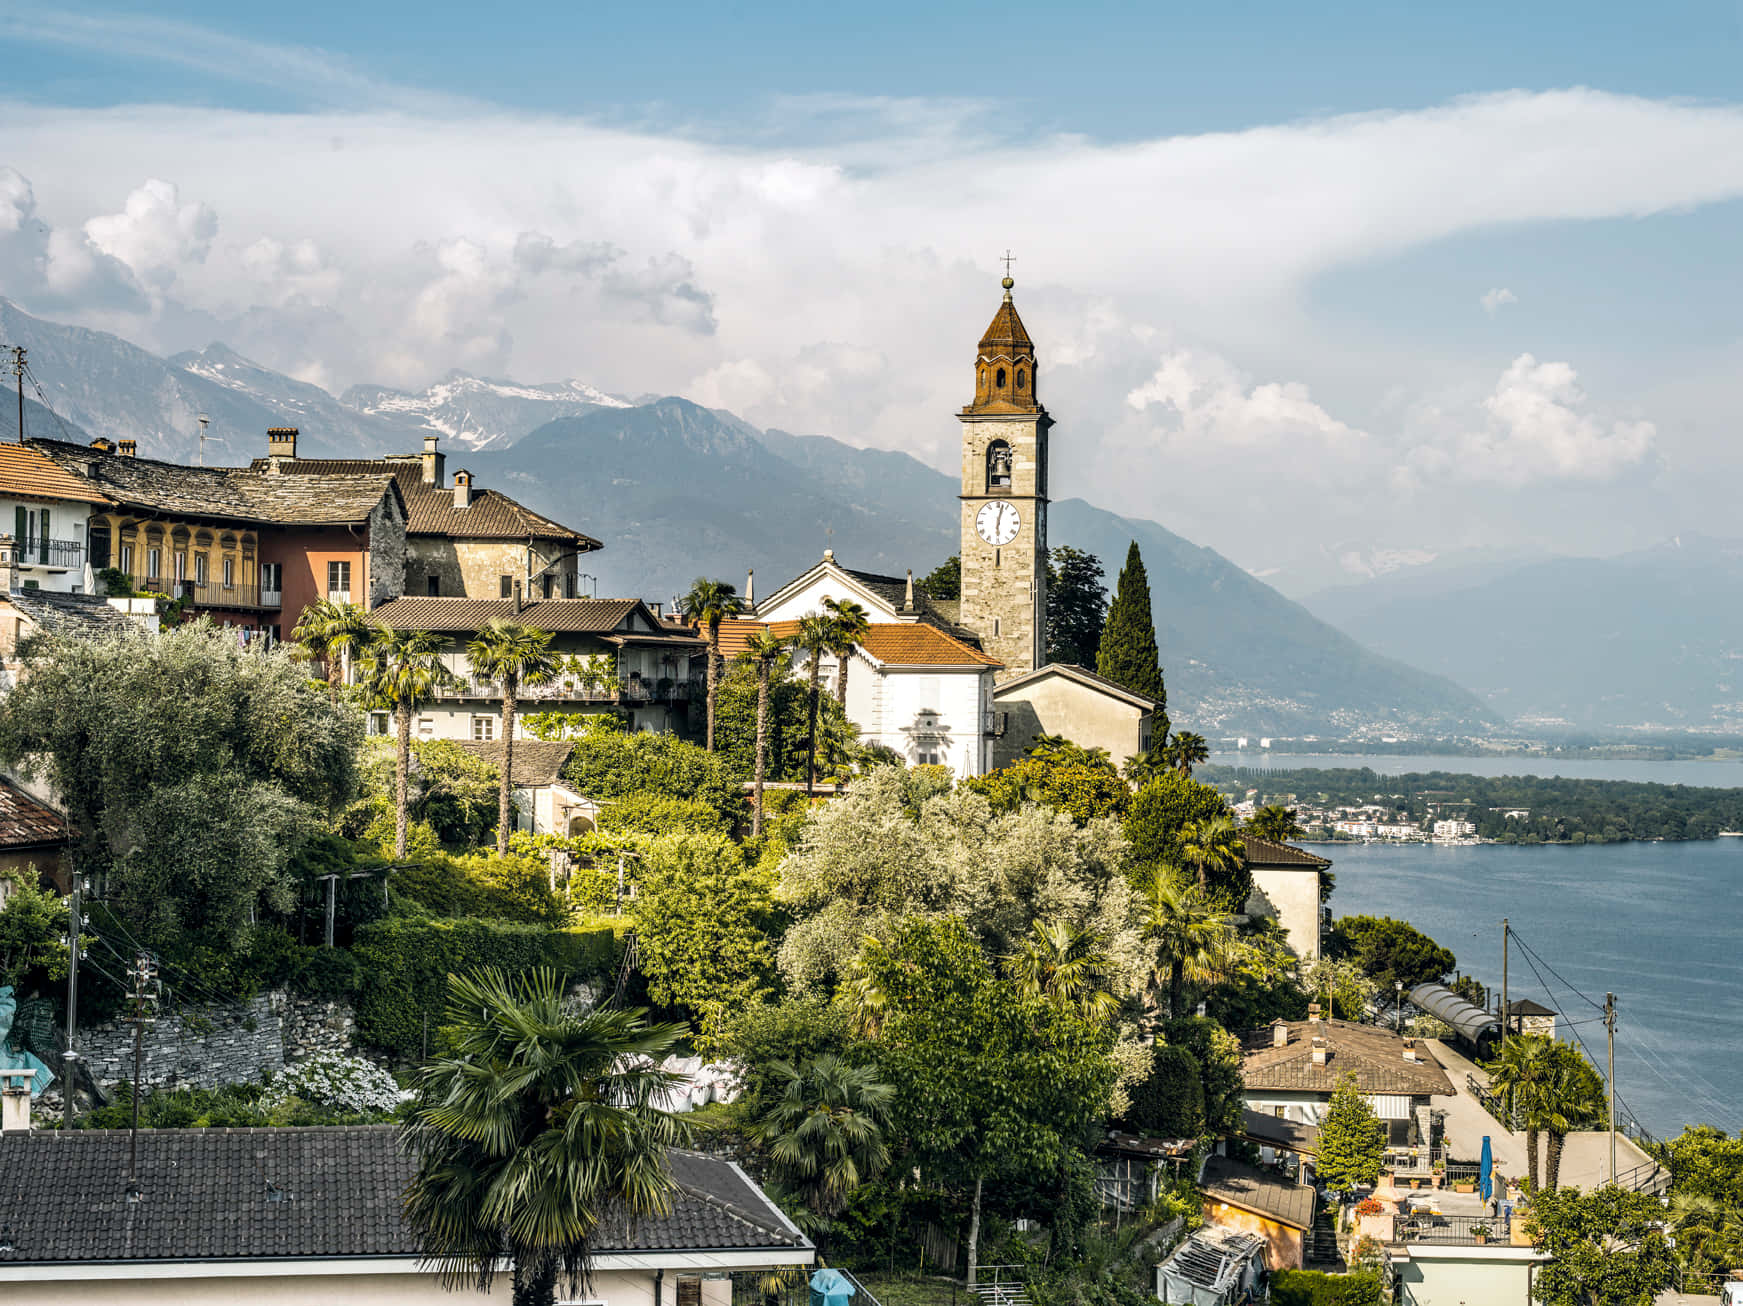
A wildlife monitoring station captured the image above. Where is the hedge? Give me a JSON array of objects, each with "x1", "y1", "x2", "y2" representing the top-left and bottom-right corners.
[
  {"x1": 352, "y1": 917, "x2": 623, "y2": 1059},
  {"x1": 1124, "y1": 1043, "x2": 1204, "y2": 1138},
  {"x1": 1270, "y1": 1269, "x2": 1384, "y2": 1306}
]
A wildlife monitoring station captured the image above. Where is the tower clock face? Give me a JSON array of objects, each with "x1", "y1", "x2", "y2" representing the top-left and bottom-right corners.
[{"x1": 976, "y1": 500, "x2": 1021, "y2": 546}]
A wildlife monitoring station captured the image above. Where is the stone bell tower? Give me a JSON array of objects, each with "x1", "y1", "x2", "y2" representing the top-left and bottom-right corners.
[{"x1": 958, "y1": 272, "x2": 1050, "y2": 678}]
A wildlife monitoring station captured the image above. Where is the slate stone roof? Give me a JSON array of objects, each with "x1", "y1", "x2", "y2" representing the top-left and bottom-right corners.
[
  {"x1": 0, "y1": 1128, "x2": 808, "y2": 1265},
  {"x1": 5, "y1": 589, "x2": 143, "y2": 638},
  {"x1": 28, "y1": 440, "x2": 401, "y2": 527},
  {"x1": 1241, "y1": 836, "x2": 1333, "y2": 870},
  {"x1": 1240, "y1": 1018, "x2": 1456, "y2": 1097},
  {"x1": 371, "y1": 597, "x2": 644, "y2": 634},
  {"x1": 992, "y1": 662, "x2": 1159, "y2": 712},
  {"x1": 0, "y1": 774, "x2": 67, "y2": 849},
  {"x1": 1505, "y1": 998, "x2": 1556, "y2": 1017},
  {"x1": 1199, "y1": 1154, "x2": 1317, "y2": 1231},
  {"x1": 244, "y1": 458, "x2": 600, "y2": 547},
  {"x1": 455, "y1": 740, "x2": 576, "y2": 788},
  {"x1": 1240, "y1": 1108, "x2": 1320, "y2": 1158},
  {"x1": 0, "y1": 443, "x2": 112, "y2": 506}
]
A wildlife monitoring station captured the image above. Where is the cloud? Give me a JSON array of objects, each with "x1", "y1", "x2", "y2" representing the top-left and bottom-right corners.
[
  {"x1": 0, "y1": 165, "x2": 145, "y2": 311},
  {"x1": 1125, "y1": 349, "x2": 1366, "y2": 455},
  {"x1": 1481, "y1": 286, "x2": 1518, "y2": 314},
  {"x1": 83, "y1": 179, "x2": 217, "y2": 290}
]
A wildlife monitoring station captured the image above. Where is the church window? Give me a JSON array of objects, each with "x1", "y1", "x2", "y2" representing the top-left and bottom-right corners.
[
  {"x1": 996, "y1": 367, "x2": 1006, "y2": 388},
  {"x1": 986, "y1": 440, "x2": 1012, "y2": 490},
  {"x1": 1016, "y1": 368, "x2": 1027, "y2": 390}
]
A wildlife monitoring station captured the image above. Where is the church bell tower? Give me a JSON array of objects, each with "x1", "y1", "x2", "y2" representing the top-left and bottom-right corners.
[{"x1": 958, "y1": 272, "x2": 1050, "y2": 678}]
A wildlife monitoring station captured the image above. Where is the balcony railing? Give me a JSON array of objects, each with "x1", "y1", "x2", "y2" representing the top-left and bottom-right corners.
[
  {"x1": 1384, "y1": 1146, "x2": 1443, "y2": 1176},
  {"x1": 1391, "y1": 1212, "x2": 1511, "y2": 1246},
  {"x1": 436, "y1": 677, "x2": 701, "y2": 705},
  {"x1": 17, "y1": 538, "x2": 84, "y2": 570},
  {"x1": 141, "y1": 578, "x2": 283, "y2": 611}
]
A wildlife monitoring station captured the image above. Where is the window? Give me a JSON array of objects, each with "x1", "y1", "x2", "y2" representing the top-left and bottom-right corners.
[
  {"x1": 120, "y1": 543, "x2": 133, "y2": 574},
  {"x1": 193, "y1": 553, "x2": 208, "y2": 585},
  {"x1": 427, "y1": 575, "x2": 441, "y2": 596},
  {"x1": 986, "y1": 440, "x2": 1012, "y2": 490},
  {"x1": 89, "y1": 523, "x2": 111, "y2": 569},
  {"x1": 146, "y1": 548, "x2": 161, "y2": 580},
  {"x1": 995, "y1": 367, "x2": 1006, "y2": 388},
  {"x1": 471, "y1": 715, "x2": 496, "y2": 742},
  {"x1": 173, "y1": 551, "x2": 186, "y2": 582},
  {"x1": 222, "y1": 557, "x2": 234, "y2": 587},
  {"x1": 366, "y1": 712, "x2": 390, "y2": 737},
  {"x1": 1016, "y1": 367, "x2": 1027, "y2": 391},
  {"x1": 500, "y1": 575, "x2": 514, "y2": 598},
  {"x1": 36, "y1": 508, "x2": 48, "y2": 563},
  {"x1": 564, "y1": 573, "x2": 576, "y2": 599},
  {"x1": 542, "y1": 574, "x2": 555, "y2": 599},
  {"x1": 261, "y1": 562, "x2": 282, "y2": 594},
  {"x1": 416, "y1": 717, "x2": 435, "y2": 738},
  {"x1": 327, "y1": 560, "x2": 351, "y2": 598}
]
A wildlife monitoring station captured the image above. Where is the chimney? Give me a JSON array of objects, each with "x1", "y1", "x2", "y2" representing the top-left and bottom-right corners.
[
  {"x1": 453, "y1": 468, "x2": 473, "y2": 509},
  {"x1": 1311, "y1": 1036, "x2": 1328, "y2": 1067},
  {"x1": 0, "y1": 1068, "x2": 32, "y2": 1132},
  {"x1": 903, "y1": 568, "x2": 915, "y2": 613},
  {"x1": 1272, "y1": 1020, "x2": 1289, "y2": 1048},
  {"x1": 117, "y1": 440, "x2": 137, "y2": 458},
  {"x1": 89, "y1": 437, "x2": 116, "y2": 454},
  {"x1": 421, "y1": 434, "x2": 445, "y2": 486},
  {"x1": 513, "y1": 580, "x2": 526, "y2": 613},
  {"x1": 266, "y1": 427, "x2": 298, "y2": 466},
  {"x1": 1403, "y1": 1038, "x2": 1420, "y2": 1064},
  {"x1": 1308, "y1": 1001, "x2": 1322, "y2": 1024},
  {"x1": 745, "y1": 569, "x2": 755, "y2": 606}
]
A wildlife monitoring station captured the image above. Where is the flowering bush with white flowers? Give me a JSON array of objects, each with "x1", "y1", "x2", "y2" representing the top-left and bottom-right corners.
[{"x1": 266, "y1": 1052, "x2": 402, "y2": 1117}]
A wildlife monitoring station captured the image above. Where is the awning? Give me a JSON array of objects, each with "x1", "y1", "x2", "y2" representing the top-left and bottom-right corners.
[{"x1": 1408, "y1": 983, "x2": 1501, "y2": 1043}]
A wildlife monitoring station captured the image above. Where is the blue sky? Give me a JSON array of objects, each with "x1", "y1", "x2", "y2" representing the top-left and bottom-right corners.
[{"x1": 2, "y1": 2, "x2": 1741, "y2": 591}]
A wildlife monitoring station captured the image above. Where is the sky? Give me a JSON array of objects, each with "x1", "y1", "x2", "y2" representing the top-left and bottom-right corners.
[{"x1": 2, "y1": 1, "x2": 1741, "y2": 594}]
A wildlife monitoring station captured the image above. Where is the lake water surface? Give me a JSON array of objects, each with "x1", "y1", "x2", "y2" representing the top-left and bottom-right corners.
[
  {"x1": 1329, "y1": 840, "x2": 1743, "y2": 1139},
  {"x1": 1208, "y1": 752, "x2": 1743, "y2": 788}
]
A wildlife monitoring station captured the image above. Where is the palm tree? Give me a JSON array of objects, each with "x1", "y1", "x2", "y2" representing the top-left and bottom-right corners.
[
  {"x1": 1137, "y1": 868, "x2": 1238, "y2": 1021},
  {"x1": 822, "y1": 597, "x2": 870, "y2": 709},
  {"x1": 359, "y1": 626, "x2": 453, "y2": 858},
  {"x1": 1247, "y1": 804, "x2": 1306, "y2": 842},
  {"x1": 291, "y1": 597, "x2": 371, "y2": 704},
  {"x1": 741, "y1": 629, "x2": 790, "y2": 836},
  {"x1": 1005, "y1": 918, "x2": 1119, "y2": 1024},
  {"x1": 1170, "y1": 731, "x2": 1210, "y2": 776},
  {"x1": 1124, "y1": 747, "x2": 1170, "y2": 785},
  {"x1": 1668, "y1": 1193, "x2": 1743, "y2": 1275},
  {"x1": 1484, "y1": 1034, "x2": 1560, "y2": 1189},
  {"x1": 753, "y1": 1055, "x2": 892, "y2": 1234},
  {"x1": 466, "y1": 619, "x2": 561, "y2": 855},
  {"x1": 1541, "y1": 1043, "x2": 1606, "y2": 1189},
  {"x1": 679, "y1": 578, "x2": 744, "y2": 752},
  {"x1": 401, "y1": 967, "x2": 689, "y2": 1306},
  {"x1": 794, "y1": 614, "x2": 835, "y2": 796},
  {"x1": 1178, "y1": 814, "x2": 1245, "y2": 894}
]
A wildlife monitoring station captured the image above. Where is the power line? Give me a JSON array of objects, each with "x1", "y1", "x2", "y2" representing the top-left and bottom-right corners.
[
  {"x1": 1509, "y1": 930, "x2": 1605, "y2": 1012},
  {"x1": 21, "y1": 363, "x2": 77, "y2": 444}
]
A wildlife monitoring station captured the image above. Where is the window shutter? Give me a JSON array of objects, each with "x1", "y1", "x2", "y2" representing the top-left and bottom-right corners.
[
  {"x1": 38, "y1": 509, "x2": 49, "y2": 563},
  {"x1": 676, "y1": 1277, "x2": 702, "y2": 1306},
  {"x1": 13, "y1": 507, "x2": 23, "y2": 553}
]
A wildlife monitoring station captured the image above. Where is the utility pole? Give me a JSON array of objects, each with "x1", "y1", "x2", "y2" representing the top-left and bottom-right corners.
[
  {"x1": 124, "y1": 953, "x2": 160, "y2": 1201},
  {"x1": 1501, "y1": 917, "x2": 1510, "y2": 1038},
  {"x1": 1605, "y1": 993, "x2": 1618, "y2": 1183},
  {"x1": 9, "y1": 345, "x2": 24, "y2": 443},
  {"x1": 63, "y1": 871, "x2": 81, "y2": 1128},
  {"x1": 318, "y1": 873, "x2": 339, "y2": 949}
]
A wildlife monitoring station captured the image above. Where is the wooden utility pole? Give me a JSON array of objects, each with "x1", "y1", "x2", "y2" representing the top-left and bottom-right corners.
[
  {"x1": 62, "y1": 872, "x2": 80, "y2": 1128},
  {"x1": 318, "y1": 873, "x2": 340, "y2": 948},
  {"x1": 124, "y1": 953, "x2": 160, "y2": 1201},
  {"x1": 9, "y1": 345, "x2": 24, "y2": 443},
  {"x1": 1605, "y1": 993, "x2": 1618, "y2": 1183},
  {"x1": 1501, "y1": 918, "x2": 1510, "y2": 1037}
]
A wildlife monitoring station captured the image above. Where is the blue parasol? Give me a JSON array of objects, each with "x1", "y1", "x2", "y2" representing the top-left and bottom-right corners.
[{"x1": 1478, "y1": 1135, "x2": 1494, "y2": 1202}]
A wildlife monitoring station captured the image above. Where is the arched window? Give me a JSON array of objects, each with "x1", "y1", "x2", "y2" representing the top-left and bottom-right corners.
[
  {"x1": 1016, "y1": 368, "x2": 1027, "y2": 391},
  {"x1": 978, "y1": 366, "x2": 988, "y2": 392},
  {"x1": 986, "y1": 440, "x2": 1012, "y2": 490},
  {"x1": 995, "y1": 367, "x2": 1006, "y2": 388}
]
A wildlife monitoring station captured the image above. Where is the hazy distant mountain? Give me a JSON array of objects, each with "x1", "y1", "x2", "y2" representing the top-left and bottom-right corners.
[
  {"x1": 1305, "y1": 537, "x2": 1743, "y2": 728},
  {"x1": 342, "y1": 372, "x2": 630, "y2": 450}
]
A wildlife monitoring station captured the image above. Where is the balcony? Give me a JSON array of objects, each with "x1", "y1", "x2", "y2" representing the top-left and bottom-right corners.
[
  {"x1": 17, "y1": 538, "x2": 84, "y2": 570},
  {"x1": 142, "y1": 579, "x2": 283, "y2": 611},
  {"x1": 1390, "y1": 1212, "x2": 1512, "y2": 1247},
  {"x1": 435, "y1": 676, "x2": 700, "y2": 705}
]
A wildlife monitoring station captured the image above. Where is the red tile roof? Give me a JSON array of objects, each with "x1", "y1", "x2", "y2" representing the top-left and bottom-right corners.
[
  {"x1": 712, "y1": 619, "x2": 998, "y2": 669},
  {"x1": 0, "y1": 444, "x2": 111, "y2": 506},
  {"x1": 0, "y1": 776, "x2": 67, "y2": 849}
]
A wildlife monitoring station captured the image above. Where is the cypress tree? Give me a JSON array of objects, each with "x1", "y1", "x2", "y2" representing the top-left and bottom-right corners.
[{"x1": 1096, "y1": 541, "x2": 1167, "y2": 720}]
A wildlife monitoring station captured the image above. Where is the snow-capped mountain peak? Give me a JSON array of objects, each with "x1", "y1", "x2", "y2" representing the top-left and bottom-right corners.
[{"x1": 341, "y1": 371, "x2": 631, "y2": 450}]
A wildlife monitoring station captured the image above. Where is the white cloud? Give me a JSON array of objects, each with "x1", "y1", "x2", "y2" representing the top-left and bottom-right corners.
[
  {"x1": 1481, "y1": 286, "x2": 1518, "y2": 314},
  {"x1": 83, "y1": 179, "x2": 217, "y2": 290},
  {"x1": 1125, "y1": 349, "x2": 1366, "y2": 454}
]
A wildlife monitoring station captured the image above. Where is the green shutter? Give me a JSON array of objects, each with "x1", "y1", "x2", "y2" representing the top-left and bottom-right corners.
[
  {"x1": 38, "y1": 508, "x2": 49, "y2": 563},
  {"x1": 13, "y1": 507, "x2": 23, "y2": 556}
]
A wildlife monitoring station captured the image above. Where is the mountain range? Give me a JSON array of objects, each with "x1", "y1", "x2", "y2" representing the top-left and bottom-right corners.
[{"x1": 0, "y1": 298, "x2": 1496, "y2": 734}]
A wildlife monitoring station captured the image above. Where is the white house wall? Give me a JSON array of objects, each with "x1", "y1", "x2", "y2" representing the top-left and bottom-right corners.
[
  {"x1": 1245, "y1": 867, "x2": 1325, "y2": 960},
  {"x1": 2, "y1": 496, "x2": 95, "y2": 594},
  {"x1": 855, "y1": 665, "x2": 991, "y2": 777},
  {"x1": 757, "y1": 571, "x2": 903, "y2": 624}
]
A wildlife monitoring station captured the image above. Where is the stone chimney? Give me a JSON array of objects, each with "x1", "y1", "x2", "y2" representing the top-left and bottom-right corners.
[
  {"x1": 745, "y1": 569, "x2": 755, "y2": 606},
  {"x1": 903, "y1": 568, "x2": 915, "y2": 612},
  {"x1": 1272, "y1": 1019, "x2": 1289, "y2": 1048},
  {"x1": 513, "y1": 579, "x2": 526, "y2": 612},
  {"x1": 266, "y1": 427, "x2": 298, "y2": 465},
  {"x1": 117, "y1": 440, "x2": 137, "y2": 458},
  {"x1": 0, "y1": 1068, "x2": 32, "y2": 1132},
  {"x1": 89, "y1": 437, "x2": 116, "y2": 454},
  {"x1": 1311, "y1": 1036, "x2": 1328, "y2": 1067},
  {"x1": 453, "y1": 468, "x2": 473, "y2": 509},
  {"x1": 422, "y1": 434, "x2": 445, "y2": 487},
  {"x1": 1403, "y1": 1038, "x2": 1420, "y2": 1064},
  {"x1": 1308, "y1": 1001, "x2": 1322, "y2": 1024}
]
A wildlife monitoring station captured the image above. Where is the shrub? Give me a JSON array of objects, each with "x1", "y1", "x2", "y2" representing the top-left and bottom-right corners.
[
  {"x1": 561, "y1": 730, "x2": 744, "y2": 824},
  {"x1": 715, "y1": 995, "x2": 853, "y2": 1115},
  {"x1": 596, "y1": 790, "x2": 730, "y2": 836},
  {"x1": 266, "y1": 1051, "x2": 401, "y2": 1116},
  {"x1": 1123, "y1": 1043, "x2": 1204, "y2": 1138},
  {"x1": 1270, "y1": 1269, "x2": 1383, "y2": 1306},
  {"x1": 291, "y1": 947, "x2": 361, "y2": 999},
  {"x1": 388, "y1": 851, "x2": 566, "y2": 924},
  {"x1": 1160, "y1": 1016, "x2": 1244, "y2": 1134},
  {"x1": 962, "y1": 755, "x2": 1128, "y2": 824}
]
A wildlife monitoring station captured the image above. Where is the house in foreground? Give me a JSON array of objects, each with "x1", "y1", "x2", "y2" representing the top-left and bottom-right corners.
[
  {"x1": 1240, "y1": 836, "x2": 1333, "y2": 960},
  {"x1": 1196, "y1": 1153, "x2": 1317, "y2": 1271},
  {"x1": 455, "y1": 739, "x2": 595, "y2": 836},
  {"x1": 0, "y1": 1125, "x2": 813, "y2": 1304}
]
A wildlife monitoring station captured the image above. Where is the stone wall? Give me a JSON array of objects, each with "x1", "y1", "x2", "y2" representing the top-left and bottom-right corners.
[{"x1": 75, "y1": 989, "x2": 358, "y2": 1091}]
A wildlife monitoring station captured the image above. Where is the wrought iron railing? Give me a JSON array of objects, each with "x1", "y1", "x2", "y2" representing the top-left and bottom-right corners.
[
  {"x1": 1391, "y1": 1212, "x2": 1510, "y2": 1246},
  {"x1": 435, "y1": 677, "x2": 700, "y2": 704},
  {"x1": 16, "y1": 538, "x2": 84, "y2": 569},
  {"x1": 143, "y1": 578, "x2": 281, "y2": 610}
]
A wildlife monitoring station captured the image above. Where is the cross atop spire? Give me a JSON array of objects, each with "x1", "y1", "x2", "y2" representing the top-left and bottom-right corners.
[{"x1": 999, "y1": 250, "x2": 1016, "y2": 299}]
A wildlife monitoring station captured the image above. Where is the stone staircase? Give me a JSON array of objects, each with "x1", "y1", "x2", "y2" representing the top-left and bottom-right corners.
[{"x1": 1305, "y1": 1207, "x2": 1342, "y2": 1267}]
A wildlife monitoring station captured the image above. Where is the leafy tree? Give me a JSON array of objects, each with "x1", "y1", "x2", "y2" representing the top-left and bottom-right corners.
[
  {"x1": 291, "y1": 598, "x2": 371, "y2": 704},
  {"x1": 1247, "y1": 804, "x2": 1305, "y2": 841},
  {"x1": 1486, "y1": 1034, "x2": 1560, "y2": 1189},
  {"x1": 1137, "y1": 868, "x2": 1238, "y2": 1021},
  {"x1": 717, "y1": 995, "x2": 855, "y2": 1117},
  {"x1": 794, "y1": 614, "x2": 835, "y2": 796},
  {"x1": 1004, "y1": 918, "x2": 1119, "y2": 1024},
  {"x1": 1661, "y1": 1125, "x2": 1743, "y2": 1204},
  {"x1": 823, "y1": 597, "x2": 871, "y2": 708},
  {"x1": 467, "y1": 619, "x2": 561, "y2": 854},
  {"x1": 1160, "y1": 1015, "x2": 1245, "y2": 1133},
  {"x1": 359, "y1": 626, "x2": 454, "y2": 859},
  {"x1": 1124, "y1": 772, "x2": 1231, "y2": 874},
  {"x1": 1096, "y1": 541, "x2": 1167, "y2": 728},
  {"x1": 1045, "y1": 545, "x2": 1107, "y2": 667},
  {"x1": 559, "y1": 729, "x2": 743, "y2": 823},
  {"x1": 1302, "y1": 956, "x2": 1379, "y2": 1022},
  {"x1": 633, "y1": 828, "x2": 776, "y2": 1044},
  {"x1": 1326, "y1": 915, "x2": 1456, "y2": 990},
  {"x1": 919, "y1": 555, "x2": 961, "y2": 600},
  {"x1": 711, "y1": 659, "x2": 856, "y2": 792},
  {"x1": 401, "y1": 968, "x2": 689, "y2": 1306},
  {"x1": 407, "y1": 739, "x2": 508, "y2": 847},
  {"x1": 0, "y1": 622, "x2": 359, "y2": 948},
  {"x1": 1525, "y1": 1183, "x2": 1675, "y2": 1306},
  {"x1": 678, "y1": 578, "x2": 744, "y2": 753},
  {"x1": 754, "y1": 1055, "x2": 893, "y2": 1228},
  {"x1": 742, "y1": 630, "x2": 790, "y2": 835},
  {"x1": 1124, "y1": 1043, "x2": 1204, "y2": 1139},
  {"x1": 1666, "y1": 1191, "x2": 1743, "y2": 1279},
  {"x1": 1316, "y1": 1072, "x2": 1386, "y2": 1197},
  {"x1": 0, "y1": 871, "x2": 71, "y2": 992},
  {"x1": 854, "y1": 917, "x2": 1115, "y2": 1287},
  {"x1": 1177, "y1": 815, "x2": 1252, "y2": 910},
  {"x1": 1168, "y1": 731, "x2": 1210, "y2": 776},
  {"x1": 962, "y1": 754, "x2": 1128, "y2": 825}
]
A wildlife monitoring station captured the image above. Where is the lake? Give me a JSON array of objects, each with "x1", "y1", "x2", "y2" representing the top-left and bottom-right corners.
[
  {"x1": 1329, "y1": 839, "x2": 1743, "y2": 1140},
  {"x1": 1208, "y1": 752, "x2": 1743, "y2": 788}
]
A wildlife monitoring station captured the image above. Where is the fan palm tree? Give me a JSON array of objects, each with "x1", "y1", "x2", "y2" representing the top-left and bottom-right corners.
[
  {"x1": 291, "y1": 597, "x2": 371, "y2": 704},
  {"x1": 1247, "y1": 804, "x2": 1306, "y2": 842},
  {"x1": 794, "y1": 614, "x2": 835, "y2": 796},
  {"x1": 466, "y1": 619, "x2": 562, "y2": 855},
  {"x1": 1484, "y1": 1034, "x2": 1560, "y2": 1189},
  {"x1": 1123, "y1": 746, "x2": 1170, "y2": 785},
  {"x1": 753, "y1": 1055, "x2": 893, "y2": 1231},
  {"x1": 1137, "y1": 867, "x2": 1238, "y2": 1020},
  {"x1": 822, "y1": 597, "x2": 870, "y2": 709},
  {"x1": 678, "y1": 578, "x2": 744, "y2": 752},
  {"x1": 401, "y1": 967, "x2": 690, "y2": 1306},
  {"x1": 1668, "y1": 1193, "x2": 1743, "y2": 1275},
  {"x1": 1170, "y1": 731, "x2": 1210, "y2": 776},
  {"x1": 359, "y1": 626, "x2": 454, "y2": 858},
  {"x1": 741, "y1": 629, "x2": 791, "y2": 836},
  {"x1": 1005, "y1": 918, "x2": 1120, "y2": 1024},
  {"x1": 1178, "y1": 814, "x2": 1245, "y2": 895},
  {"x1": 1541, "y1": 1044, "x2": 1607, "y2": 1190}
]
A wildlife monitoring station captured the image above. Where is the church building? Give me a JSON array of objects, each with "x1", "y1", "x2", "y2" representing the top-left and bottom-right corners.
[{"x1": 734, "y1": 273, "x2": 1160, "y2": 776}]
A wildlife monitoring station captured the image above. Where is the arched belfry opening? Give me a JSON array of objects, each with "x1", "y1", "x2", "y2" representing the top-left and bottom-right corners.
[{"x1": 986, "y1": 440, "x2": 1012, "y2": 490}]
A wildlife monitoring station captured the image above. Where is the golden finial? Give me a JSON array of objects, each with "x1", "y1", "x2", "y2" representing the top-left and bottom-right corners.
[{"x1": 1000, "y1": 250, "x2": 1015, "y2": 298}]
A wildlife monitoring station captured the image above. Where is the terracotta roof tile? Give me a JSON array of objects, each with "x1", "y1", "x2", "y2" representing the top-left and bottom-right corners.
[
  {"x1": 858, "y1": 624, "x2": 1001, "y2": 667},
  {"x1": 1240, "y1": 1018, "x2": 1455, "y2": 1097},
  {"x1": 0, "y1": 444, "x2": 111, "y2": 506},
  {"x1": 0, "y1": 775, "x2": 66, "y2": 849}
]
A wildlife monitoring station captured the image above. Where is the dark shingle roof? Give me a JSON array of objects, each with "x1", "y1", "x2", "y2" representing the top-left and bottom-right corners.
[
  {"x1": 0, "y1": 1128, "x2": 807, "y2": 1265},
  {"x1": 1241, "y1": 836, "x2": 1333, "y2": 870},
  {"x1": 1199, "y1": 1154, "x2": 1317, "y2": 1231},
  {"x1": 371, "y1": 597, "x2": 644, "y2": 634},
  {"x1": 1240, "y1": 1108, "x2": 1320, "y2": 1158},
  {"x1": 1241, "y1": 1018, "x2": 1456, "y2": 1097},
  {"x1": 0, "y1": 775, "x2": 67, "y2": 849},
  {"x1": 841, "y1": 566, "x2": 983, "y2": 642},
  {"x1": 455, "y1": 740, "x2": 576, "y2": 788},
  {"x1": 5, "y1": 590, "x2": 143, "y2": 638}
]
